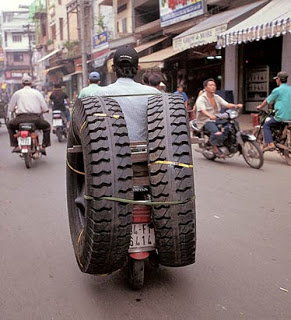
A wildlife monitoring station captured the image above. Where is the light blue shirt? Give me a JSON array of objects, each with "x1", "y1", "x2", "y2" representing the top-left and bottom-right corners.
[
  {"x1": 102, "y1": 78, "x2": 160, "y2": 141},
  {"x1": 267, "y1": 83, "x2": 291, "y2": 121},
  {"x1": 79, "y1": 83, "x2": 103, "y2": 98}
]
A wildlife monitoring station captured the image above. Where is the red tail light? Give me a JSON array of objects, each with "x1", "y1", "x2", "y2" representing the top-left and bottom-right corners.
[
  {"x1": 20, "y1": 131, "x2": 29, "y2": 138},
  {"x1": 53, "y1": 115, "x2": 61, "y2": 119},
  {"x1": 132, "y1": 205, "x2": 151, "y2": 223}
]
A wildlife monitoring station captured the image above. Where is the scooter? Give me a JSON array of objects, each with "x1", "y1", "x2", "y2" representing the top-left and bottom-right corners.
[
  {"x1": 52, "y1": 110, "x2": 67, "y2": 142},
  {"x1": 192, "y1": 109, "x2": 264, "y2": 169},
  {"x1": 14, "y1": 123, "x2": 42, "y2": 169}
]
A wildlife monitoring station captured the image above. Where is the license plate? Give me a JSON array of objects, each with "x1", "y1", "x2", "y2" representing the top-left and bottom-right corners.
[
  {"x1": 18, "y1": 137, "x2": 31, "y2": 146},
  {"x1": 53, "y1": 119, "x2": 63, "y2": 126},
  {"x1": 129, "y1": 223, "x2": 155, "y2": 252}
]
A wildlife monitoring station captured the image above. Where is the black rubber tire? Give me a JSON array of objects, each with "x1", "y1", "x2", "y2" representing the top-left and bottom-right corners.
[
  {"x1": 147, "y1": 93, "x2": 196, "y2": 267},
  {"x1": 56, "y1": 127, "x2": 63, "y2": 142},
  {"x1": 128, "y1": 258, "x2": 145, "y2": 290},
  {"x1": 242, "y1": 140, "x2": 264, "y2": 169},
  {"x1": 24, "y1": 153, "x2": 32, "y2": 169},
  {"x1": 67, "y1": 96, "x2": 133, "y2": 275}
]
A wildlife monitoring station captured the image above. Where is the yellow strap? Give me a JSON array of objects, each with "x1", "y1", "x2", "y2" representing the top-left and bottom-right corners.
[
  {"x1": 94, "y1": 113, "x2": 120, "y2": 119},
  {"x1": 80, "y1": 121, "x2": 86, "y2": 134},
  {"x1": 77, "y1": 229, "x2": 84, "y2": 268},
  {"x1": 66, "y1": 159, "x2": 85, "y2": 175},
  {"x1": 149, "y1": 160, "x2": 193, "y2": 168}
]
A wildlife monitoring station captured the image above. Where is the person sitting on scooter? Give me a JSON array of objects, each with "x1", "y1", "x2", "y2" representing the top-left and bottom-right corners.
[
  {"x1": 7, "y1": 75, "x2": 51, "y2": 154},
  {"x1": 49, "y1": 83, "x2": 70, "y2": 125},
  {"x1": 257, "y1": 71, "x2": 291, "y2": 152},
  {"x1": 196, "y1": 78, "x2": 242, "y2": 158},
  {"x1": 79, "y1": 72, "x2": 102, "y2": 98}
]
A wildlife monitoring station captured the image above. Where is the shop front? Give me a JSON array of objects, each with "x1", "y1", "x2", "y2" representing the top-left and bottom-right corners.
[
  {"x1": 171, "y1": 0, "x2": 266, "y2": 101},
  {"x1": 217, "y1": 0, "x2": 291, "y2": 112}
]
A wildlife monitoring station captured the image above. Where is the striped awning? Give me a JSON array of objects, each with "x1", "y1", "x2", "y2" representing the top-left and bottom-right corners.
[{"x1": 217, "y1": 0, "x2": 291, "y2": 48}]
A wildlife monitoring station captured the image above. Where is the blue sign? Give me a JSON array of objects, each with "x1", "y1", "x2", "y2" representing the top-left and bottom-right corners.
[{"x1": 92, "y1": 31, "x2": 109, "y2": 51}]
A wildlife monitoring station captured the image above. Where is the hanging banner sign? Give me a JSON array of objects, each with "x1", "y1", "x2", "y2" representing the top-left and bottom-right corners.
[
  {"x1": 159, "y1": 0, "x2": 205, "y2": 27},
  {"x1": 92, "y1": 31, "x2": 109, "y2": 51}
]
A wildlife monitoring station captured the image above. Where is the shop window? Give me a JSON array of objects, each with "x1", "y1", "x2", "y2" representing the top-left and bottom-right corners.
[
  {"x1": 13, "y1": 53, "x2": 23, "y2": 62},
  {"x1": 12, "y1": 34, "x2": 22, "y2": 42},
  {"x1": 51, "y1": 24, "x2": 56, "y2": 40},
  {"x1": 122, "y1": 18, "x2": 127, "y2": 33},
  {"x1": 59, "y1": 18, "x2": 64, "y2": 41}
]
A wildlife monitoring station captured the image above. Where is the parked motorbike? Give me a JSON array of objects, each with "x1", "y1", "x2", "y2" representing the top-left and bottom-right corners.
[
  {"x1": 192, "y1": 109, "x2": 264, "y2": 169},
  {"x1": 253, "y1": 109, "x2": 291, "y2": 166},
  {"x1": 52, "y1": 110, "x2": 67, "y2": 142},
  {"x1": 14, "y1": 123, "x2": 42, "y2": 169}
]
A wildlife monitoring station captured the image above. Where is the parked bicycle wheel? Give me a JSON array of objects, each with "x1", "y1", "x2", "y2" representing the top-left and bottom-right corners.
[
  {"x1": 147, "y1": 93, "x2": 196, "y2": 267},
  {"x1": 67, "y1": 96, "x2": 133, "y2": 274}
]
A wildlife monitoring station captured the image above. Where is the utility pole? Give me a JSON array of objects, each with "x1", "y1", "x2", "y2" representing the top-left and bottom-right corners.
[
  {"x1": 23, "y1": 24, "x2": 34, "y2": 79},
  {"x1": 78, "y1": 0, "x2": 88, "y2": 87}
]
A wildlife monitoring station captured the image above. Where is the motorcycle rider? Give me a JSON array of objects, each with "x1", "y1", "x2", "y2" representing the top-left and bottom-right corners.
[
  {"x1": 7, "y1": 75, "x2": 51, "y2": 154},
  {"x1": 50, "y1": 83, "x2": 70, "y2": 125},
  {"x1": 196, "y1": 78, "x2": 243, "y2": 157},
  {"x1": 78, "y1": 71, "x2": 102, "y2": 98},
  {"x1": 257, "y1": 71, "x2": 291, "y2": 152},
  {"x1": 100, "y1": 45, "x2": 160, "y2": 141}
]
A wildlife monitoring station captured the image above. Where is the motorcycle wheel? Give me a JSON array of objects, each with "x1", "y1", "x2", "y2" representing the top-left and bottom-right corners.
[
  {"x1": 283, "y1": 139, "x2": 291, "y2": 166},
  {"x1": 56, "y1": 127, "x2": 63, "y2": 142},
  {"x1": 23, "y1": 153, "x2": 32, "y2": 169},
  {"x1": 253, "y1": 127, "x2": 264, "y2": 146},
  {"x1": 147, "y1": 93, "x2": 196, "y2": 267},
  {"x1": 66, "y1": 97, "x2": 133, "y2": 275},
  {"x1": 128, "y1": 258, "x2": 145, "y2": 290},
  {"x1": 241, "y1": 140, "x2": 264, "y2": 169}
]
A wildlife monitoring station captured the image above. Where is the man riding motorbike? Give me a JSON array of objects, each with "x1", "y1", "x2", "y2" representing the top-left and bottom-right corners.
[
  {"x1": 257, "y1": 71, "x2": 291, "y2": 152},
  {"x1": 196, "y1": 78, "x2": 243, "y2": 158},
  {"x1": 49, "y1": 83, "x2": 70, "y2": 126},
  {"x1": 7, "y1": 75, "x2": 51, "y2": 154}
]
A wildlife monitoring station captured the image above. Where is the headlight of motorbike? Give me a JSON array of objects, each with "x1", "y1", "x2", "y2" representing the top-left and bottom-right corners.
[{"x1": 229, "y1": 110, "x2": 239, "y2": 119}]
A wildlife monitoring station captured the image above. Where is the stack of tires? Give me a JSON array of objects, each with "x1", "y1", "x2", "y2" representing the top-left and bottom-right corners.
[{"x1": 66, "y1": 93, "x2": 196, "y2": 275}]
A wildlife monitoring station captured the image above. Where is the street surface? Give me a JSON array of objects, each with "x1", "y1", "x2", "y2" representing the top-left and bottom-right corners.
[{"x1": 0, "y1": 120, "x2": 290, "y2": 320}]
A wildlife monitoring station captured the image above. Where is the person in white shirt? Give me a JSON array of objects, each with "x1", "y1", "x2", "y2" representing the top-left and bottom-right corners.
[
  {"x1": 101, "y1": 46, "x2": 160, "y2": 141},
  {"x1": 7, "y1": 75, "x2": 51, "y2": 153}
]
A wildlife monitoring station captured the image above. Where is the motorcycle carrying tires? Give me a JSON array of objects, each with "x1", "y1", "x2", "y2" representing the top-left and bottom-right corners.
[
  {"x1": 66, "y1": 97, "x2": 133, "y2": 275},
  {"x1": 147, "y1": 93, "x2": 196, "y2": 267}
]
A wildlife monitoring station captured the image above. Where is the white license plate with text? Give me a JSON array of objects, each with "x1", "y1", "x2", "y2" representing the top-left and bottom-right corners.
[
  {"x1": 53, "y1": 119, "x2": 63, "y2": 126},
  {"x1": 18, "y1": 137, "x2": 31, "y2": 146},
  {"x1": 129, "y1": 223, "x2": 155, "y2": 252}
]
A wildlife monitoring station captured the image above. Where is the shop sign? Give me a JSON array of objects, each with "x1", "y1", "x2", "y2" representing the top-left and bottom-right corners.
[
  {"x1": 160, "y1": 0, "x2": 204, "y2": 28},
  {"x1": 92, "y1": 31, "x2": 109, "y2": 51},
  {"x1": 173, "y1": 23, "x2": 227, "y2": 52},
  {"x1": 5, "y1": 70, "x2": 29, "y2": 79}
]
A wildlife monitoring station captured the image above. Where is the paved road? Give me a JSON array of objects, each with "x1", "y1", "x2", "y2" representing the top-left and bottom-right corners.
[{"x1": 0, "y1": 125, "x2": 290, "y2": 320}]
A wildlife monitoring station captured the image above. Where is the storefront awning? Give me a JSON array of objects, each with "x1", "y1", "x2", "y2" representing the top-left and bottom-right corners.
[
  {"x1": 173, "y1": 0, "x2": 267, "y2": 52},
  {"x1": 139, "y1": 46, "x2": 179, "y2": 69},
  {"x1": 63, "y1": 70, "x2": 82, "y2": 82},
  {"x1": 43, "y1": 64, "x2": 65, "y2": 75},
  {"x1": 37, "y1": 49, "x2": 62, "y2": 63},
  {"x1": 135, "y1": 37, "x2": 167, "y2": 53},
  {"x1": 217, "y1": 0, "x2": 291, "y2": 48}
]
